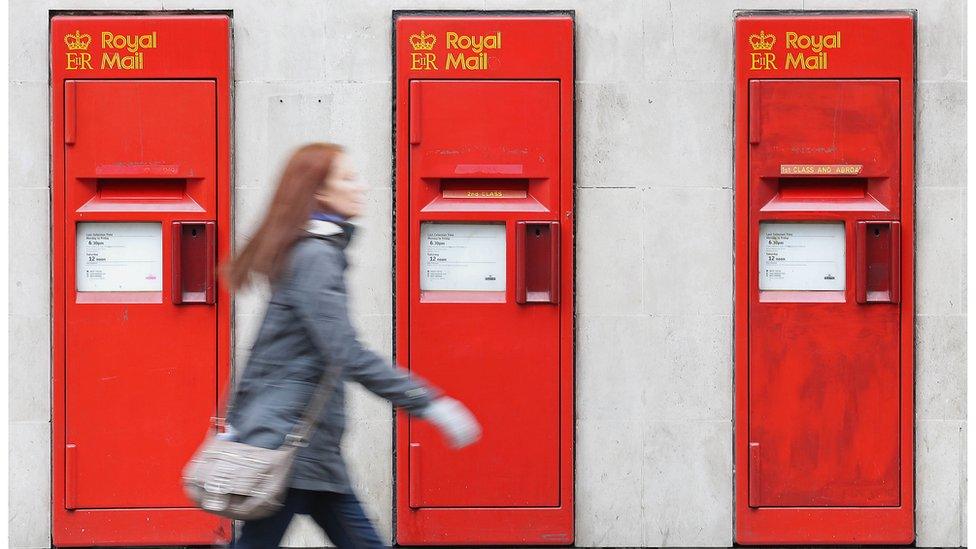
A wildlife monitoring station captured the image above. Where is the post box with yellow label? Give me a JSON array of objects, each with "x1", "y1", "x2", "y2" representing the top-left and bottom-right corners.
[
  {"x1": 51, "y1": 15, "x2": 232, "y2": 546},
  {"x1": 394, "y1": 13, "x2": 575, "y2": 545},
  {"x1": 734, "y1": 13, "x2": 915, "y2": 544}
]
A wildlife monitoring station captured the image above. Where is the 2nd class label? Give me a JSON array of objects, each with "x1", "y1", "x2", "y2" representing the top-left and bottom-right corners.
[
  {"x1": 76, "y1": 222, "x2": 163, "y2": 292},
  {"x1": 442, "y1": 189, "x2": 527, "y2": 199}
]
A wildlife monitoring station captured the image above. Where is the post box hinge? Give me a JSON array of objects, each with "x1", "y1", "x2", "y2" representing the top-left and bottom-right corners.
[
  {"x1": 748, "y1": 80, "x2": 761, "y2": 145},
  {"x1": 65, "y1": 443, "x2": 78, "y2": 509},
  {"x1": 409, "y1": 81, "x2": 422, "y2": 145},
  {"x1": 748, "y1": 441, "x2": 761, "y2": 507},
  {"x1": 408, "y1": 442, "x2": 420, "y2": 508},
  {"x1": 64, "y1": 80, "x2": 77, "y2": 145}
]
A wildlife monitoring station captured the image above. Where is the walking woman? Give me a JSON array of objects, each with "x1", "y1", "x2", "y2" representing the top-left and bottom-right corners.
[{"x1": 223, "y1": 143, "x2": 480, "y2": 548}]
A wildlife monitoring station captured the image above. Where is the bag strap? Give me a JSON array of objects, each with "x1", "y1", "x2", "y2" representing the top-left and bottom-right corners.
[{"x1": 283, "y1": 362, "x2": 338, "y2": 447}]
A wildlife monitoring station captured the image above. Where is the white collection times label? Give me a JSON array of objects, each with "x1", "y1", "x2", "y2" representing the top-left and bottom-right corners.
[
  {"x1": 759, "y1": 222, "x2": 846, "y2": 291},
  {"x1": 77, "y1": 222, "x2": 163, "y2": 292},
  {"x1": 420, "y1": 223, "x2": 506, "y2": 292}
]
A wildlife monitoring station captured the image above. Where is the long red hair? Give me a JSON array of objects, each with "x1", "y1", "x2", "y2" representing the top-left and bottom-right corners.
[{"x1": 225, "y1": 142, "x2": 344, "y2": 290}]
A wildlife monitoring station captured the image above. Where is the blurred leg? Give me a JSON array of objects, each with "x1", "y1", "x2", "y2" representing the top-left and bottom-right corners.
[
  {"x1": 232, "y1": 489, "x2": 307, "y2": 548},
  {"x1": 309, "y1": 491, "x2": 386, "y2": 549}
]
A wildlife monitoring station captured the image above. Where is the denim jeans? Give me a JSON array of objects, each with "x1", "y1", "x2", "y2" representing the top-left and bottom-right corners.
[{"x1": 233, "y1": 489, "x2": 385, "y2": 548}]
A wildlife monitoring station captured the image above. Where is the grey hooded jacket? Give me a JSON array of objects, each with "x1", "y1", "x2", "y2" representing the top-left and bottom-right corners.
[{"x1": 226, "y1": 220, "x2": 437, "y2": 493}]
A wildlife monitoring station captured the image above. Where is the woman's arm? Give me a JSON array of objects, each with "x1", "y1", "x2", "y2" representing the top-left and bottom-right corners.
[{"x1": 289, "y1": 240, "x2": 438, "y2": 413}]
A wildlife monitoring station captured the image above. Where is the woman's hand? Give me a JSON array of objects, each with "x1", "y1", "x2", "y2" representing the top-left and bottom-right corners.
[{"x1": 420, "y1": 397, "x2": 481, "y2": 449}]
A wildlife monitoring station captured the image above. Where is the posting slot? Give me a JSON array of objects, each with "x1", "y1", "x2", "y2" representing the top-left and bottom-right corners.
[
  {"x1": 420, "y1": 178, "x2": 548, "y2": 212},
  {"x1": 778, "y1": 177, "x2": 866, "y2": 200},
  {"x1": 77, "y1": 178, "x2": 206, "y2": 212},
  {"x1": 759, "y1": 177, "x2": 889, "y2": 212}
]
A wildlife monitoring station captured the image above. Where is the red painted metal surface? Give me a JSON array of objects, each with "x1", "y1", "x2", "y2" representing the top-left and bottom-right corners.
[
  {"x1": 516, "y1": 221, "x2": 560, "y2": 304},
  {"x1": 172, "y1": 221, "x2": 217, "y2": 305},
  {"x1": 734, "y1": 14, "x2": 915, "y2": 544},
  {"x1": 394, "y1": 14, "x2": 574, "y2": 545},
  {"x1": 51, "y1": 16, "x2": 232, "y2": 546},
  {"x1": 856, "y1": 221, "x2": 901, "y2": 304}
]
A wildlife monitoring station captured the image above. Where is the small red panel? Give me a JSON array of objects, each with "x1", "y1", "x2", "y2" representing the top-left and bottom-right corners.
[
  {"x1": 51, "y1": 16, "x2": 231, "y2": 546},
  {"x1": 734, "y1": 13, "x2": 915, "y2": 544},
  {"x1": 173, "y1": 221, "x2": 216, "y2": 304},
  {"x1": 856, "y1": 221, "x2": 901, "y2": 304},
  {"x1": 516, "y1": 221, "x2": 560, "y2": 304},
  {"x1": 395, "y1": 13, "x2": 574, "y2": 545}
]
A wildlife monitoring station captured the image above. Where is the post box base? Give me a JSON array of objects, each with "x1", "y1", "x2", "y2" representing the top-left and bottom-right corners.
[
  {"x1": 737, "y1": 506, "x2": 914, "y2": 545},
  {"x1": 54, "y1": 508, "x2": 230, "y2": 547},
  {"x1": 397, "y1": 507, "x2": 574, "y2": 546}
]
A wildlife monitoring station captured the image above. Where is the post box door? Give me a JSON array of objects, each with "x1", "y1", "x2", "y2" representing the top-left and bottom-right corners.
[
  {"x1": 63, "y1": 80, "x2": 217, "y2": 509},
  {"x1": 748, "y1": 80, "x2": 901, "y2": 507},
  {"x1": 407, "y1": 80, "x2": 561, "y2": 508}
]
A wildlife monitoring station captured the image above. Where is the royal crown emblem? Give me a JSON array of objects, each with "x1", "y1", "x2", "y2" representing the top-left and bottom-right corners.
[
  {"x1": 409, "y1": 31, "x2": 436, "y2": 51},
  {"x1": 749, "y1": 30, "x2": 775, "y2": 51},
  {"x1": 64, "y1": 30, "x2": 92, "y2": 51}
]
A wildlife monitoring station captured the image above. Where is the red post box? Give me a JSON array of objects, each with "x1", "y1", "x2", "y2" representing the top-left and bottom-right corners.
[
  {"x1": 394, "y1": 13, "x2": 575, "y2": 545},
  {"x1": 734, "y1": 13, "x2": 915, "y2": 544},
  {"x1": 51, "y1": 15, "x2": 232, "y2": 546}
]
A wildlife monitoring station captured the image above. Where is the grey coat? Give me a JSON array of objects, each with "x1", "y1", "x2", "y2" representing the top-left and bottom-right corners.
[{"x1": 226, "y1": 220, "x2": 437, "y2": 493}]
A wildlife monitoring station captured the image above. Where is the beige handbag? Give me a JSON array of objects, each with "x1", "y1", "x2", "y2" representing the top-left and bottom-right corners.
[{"x1": 182, "y1": 370, "x2": 335, "y2": 521}]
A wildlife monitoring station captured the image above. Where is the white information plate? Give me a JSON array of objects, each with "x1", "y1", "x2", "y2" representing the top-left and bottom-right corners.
[
  {"x1": 77, "y1": 222, "x2": 163, "y2": 292},
  {"x1": 420, "y1": 223, "x2": 506, "y2": 292},
  {"x1": 759, "y1": 222, "x2": 845, "y2": 291}
]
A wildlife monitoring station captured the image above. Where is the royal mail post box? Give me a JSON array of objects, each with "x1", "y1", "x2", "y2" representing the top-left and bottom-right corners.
[
  {"x1": 51, "y1": 16, "x2": 231, "y2": 546},
  {"x1": 734, "y1": 13, "x2": 915, "y2": 544},
  {"x1": 394, "y1": 13, "x2": 574, "y2": 545}
]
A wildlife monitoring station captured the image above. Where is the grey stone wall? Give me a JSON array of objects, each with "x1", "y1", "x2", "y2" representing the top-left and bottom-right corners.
[{"x1": 8, "y1": 0, "x2": 966, "y2": 547}]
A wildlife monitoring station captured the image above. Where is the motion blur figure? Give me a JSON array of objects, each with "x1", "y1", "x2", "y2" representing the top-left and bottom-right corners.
[{"x1": 223, "y1": 143, "x2": 481, "y2": 548}]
